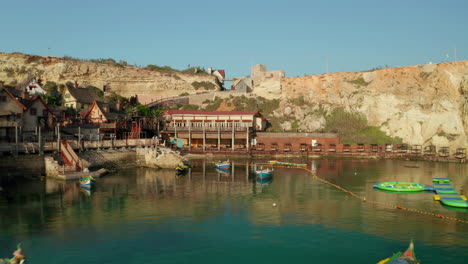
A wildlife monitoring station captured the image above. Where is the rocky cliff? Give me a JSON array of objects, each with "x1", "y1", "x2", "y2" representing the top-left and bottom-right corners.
[
  {"x1": 275, "y1": 61, "x2": 468, "y2": 149},
  {"x1": 0, "y1": 52, "x2": 221, "y2": 103}
]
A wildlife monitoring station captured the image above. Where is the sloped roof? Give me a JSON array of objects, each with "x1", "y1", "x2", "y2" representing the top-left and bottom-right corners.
[
  {"x1": 1, "y1": 87, "x2": 27, "y2": 110},
  {"x1": 215, "y1": 70, "x2": 225, "y2": 77},
  {"x1": 5, "y1": 86, "x2": 23, "y2": 98},
  {"x1": 67, "y1": 86, "x2": 102, "y2": 104},
  {"x1": 85, "y1": 100, "x2": 126, "y2": 121},
  {"x1": 20, "y1": 95, "x2": 57, "y2": 118}
]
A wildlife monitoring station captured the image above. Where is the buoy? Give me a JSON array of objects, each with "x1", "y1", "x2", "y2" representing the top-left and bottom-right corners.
[
  {"x1": 396, "y1": 206, "x2": 404, "y2": 209},
  {"x1": 437, "y1": 214, "x2": 445, "y2": 219},
  {"x1": 272, "y1": 203, "x2": 277, "y2": 207}
]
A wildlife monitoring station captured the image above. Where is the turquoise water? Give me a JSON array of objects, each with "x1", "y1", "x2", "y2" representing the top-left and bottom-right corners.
[{"x1": 1, "y1": 158, "x2": 467, "y2": 263}]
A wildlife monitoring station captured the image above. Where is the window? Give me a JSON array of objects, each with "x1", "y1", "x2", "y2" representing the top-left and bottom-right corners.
[
  {"x1": 30, "y1": 108, "x2": 37, "y2": 115},
  {"x1": 43, "y1": 109, "x2": 48, "y2": 117},
  {"x1": 0, "y1": 96, "x2": 6, "y2": 102}
]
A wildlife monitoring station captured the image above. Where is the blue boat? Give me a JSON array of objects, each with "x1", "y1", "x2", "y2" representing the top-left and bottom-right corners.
[
  {"x1": 215, "y1": 160, "x2": 231, "y2": 170},
  {"x1": 257, "y1": 177, "x2": 272, "y2": 185},
  {"x1": 79, "y1": 175, "x2": 94, "y2": 188},
  {"x1": 256, "y1": 167, "x2": 274, "y2": 179}
]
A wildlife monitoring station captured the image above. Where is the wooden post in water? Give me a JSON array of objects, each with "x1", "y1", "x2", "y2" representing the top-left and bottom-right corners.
[
  {"x1": 38, "y1": 126, "x2": 42, "y2": 155},
  {"x1": 232, "y1": 161, "x2": 235, "y2": 182},
  {"x1": 57, "y1": 124, "x2": 60, "y2": 153},
  {"x1": 202, "y1": 159, "x2": 206, "y2": 185},
  {"x1": 246, "y1": 127, "x2": 249, "y2": 151},
  {"x1": 78, "y1": 127, "x2": 81, "y2": 152},
  {"x1": 217, "y1": 125, "x2": 220, "y2": 151},
  {"x1": 231, "y1": 123, "x2": 235, "y2": 151},
  {"x1": 188, "y1": 121, "x2": 191, "y2": 151},
  {"x1": 203, "y1": 122, "x2": 206, "y2": 151},
  {"x1": 246, "y1": 161, "x2": 249, "y2": 182},
  {"x1": 15, "y1": 125, "x2": 18, "y2": 155}
]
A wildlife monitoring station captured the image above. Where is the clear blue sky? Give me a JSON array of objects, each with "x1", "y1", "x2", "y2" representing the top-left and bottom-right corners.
[{"x1": 1, "y1": 0, "x2": 466, "y2": 77}]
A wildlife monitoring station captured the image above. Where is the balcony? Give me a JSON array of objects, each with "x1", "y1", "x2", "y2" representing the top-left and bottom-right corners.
[
  {"x1": 163, "y1": 126, "x2": 250, "y2": 132},
  {"x1": 0, "y1": 120, "x2": 21, "y2": 127}
]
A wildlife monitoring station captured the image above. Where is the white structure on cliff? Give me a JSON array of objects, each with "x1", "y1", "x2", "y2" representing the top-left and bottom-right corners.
[{"x1": 251, "y1": 64, "x2": 285, "y2": 87}]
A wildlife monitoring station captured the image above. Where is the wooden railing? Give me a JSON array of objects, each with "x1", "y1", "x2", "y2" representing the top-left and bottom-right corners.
[{"x1": 60, "y1": 140, "x2": 83, "y2": 172}]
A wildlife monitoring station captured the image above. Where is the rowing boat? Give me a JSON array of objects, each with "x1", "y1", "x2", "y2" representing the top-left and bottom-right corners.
[{"x1": 377, "y1": 240, "x2": 420, "y2": 264}]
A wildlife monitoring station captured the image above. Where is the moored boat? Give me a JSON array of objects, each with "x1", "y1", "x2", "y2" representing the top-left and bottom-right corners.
[
  {"x1": 175, "y1": 165, "x2": 189, "y2": 175},
  {"x1": 377, "y1": 240, "x2": 420, "y2": 264},
  {"x1": 79, "y1": 175, "x2": 94, "y2": 188},
  {"x1": 0, "y1": 243, "x2": 26, "y2": 264},
  {"x1": 256, "y1": 167, "x2": 274, "y2": 179},
  {"x1": 215, "y1": 160, "x2": 231, "y2": 170}
]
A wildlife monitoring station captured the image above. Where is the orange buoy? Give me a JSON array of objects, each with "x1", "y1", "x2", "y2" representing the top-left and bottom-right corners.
[
  {"x1": 396, "y1": 206, "x2": 404, "y2": 209},
  {"x1": 437, "y1": 214, "x2": 445, "y2": 218}
]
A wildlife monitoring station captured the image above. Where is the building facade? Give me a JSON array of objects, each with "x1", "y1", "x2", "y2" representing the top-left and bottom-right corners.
[{"x1": 160, "y1": 110, "x2": 266, "y2": 150}]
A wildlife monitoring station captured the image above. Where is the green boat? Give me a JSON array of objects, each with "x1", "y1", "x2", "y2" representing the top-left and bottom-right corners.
[
  {"x1": 377, "y1": 240, "x2": 420, "y2": 264},
  {"x1": 375, "y1": 182, "x2": 425, "y2": 192},
  {"x1": 0, "y1": 243, "x2": 26, "y2": 264}
]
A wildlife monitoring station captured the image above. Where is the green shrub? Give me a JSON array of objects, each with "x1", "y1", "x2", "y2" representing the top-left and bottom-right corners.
[
  {"x1": 105, "y1": 92, "x2": 128, "y2": 103},
  {"x1": 181, "y1": 104, "x2": 200, "y2": 110},
  {"x1": 290, "y1": 95, "x2": 306, "y2": 106},
  {"x1": 420, "y1": 71, "x2": 431, "y2": 80},
  {"x1": 86, "y1": 85, "x2": 104, "y2": 98},
  {"x1": 324, "y1": 108, "x2": 400, "y2": 144},
  {"x1": 146, "y1": 64, "x2": 177, "y2": 72},
  {"x1": 192, "y1": 81, "x2": 216, "y2": 90},
  {"x1": 202, "y1": 97, "x2": 223, "y2": 111},
  {"x1": 349, "y1": 77, "x2": 370, "y2": 86}
]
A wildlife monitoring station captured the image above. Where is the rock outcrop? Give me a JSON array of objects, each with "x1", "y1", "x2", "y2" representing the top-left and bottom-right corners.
[
  {"x1": 136, "y1": 147, "x2": 189, "y2": 169},
  {"x1": 279, "y1": 61, "x2": 468, "y2": 149},
  {"x1": 0, "y1": 52, "x2": 221, "y2": 101}
]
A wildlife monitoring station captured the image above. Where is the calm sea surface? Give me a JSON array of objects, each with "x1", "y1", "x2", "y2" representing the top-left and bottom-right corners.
[{"x1": 1, "y1": 158, "x2": 467, "y2": 263}]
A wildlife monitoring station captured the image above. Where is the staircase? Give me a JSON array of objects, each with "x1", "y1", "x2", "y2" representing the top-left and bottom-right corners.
[{"x1": 60, "y1": 140, "x2": 83, "y2": 172}]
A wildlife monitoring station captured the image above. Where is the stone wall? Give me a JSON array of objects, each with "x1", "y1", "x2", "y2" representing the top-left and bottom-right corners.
[{"x1": 0, "y1": 154, "x2": 45, "y2": 178}]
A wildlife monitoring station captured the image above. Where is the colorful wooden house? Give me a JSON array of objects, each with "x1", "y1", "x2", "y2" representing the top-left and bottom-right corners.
[
  {"x1": 0, "y1": 87, "x2": 56, "y2": 141},
  {"x1": 0, "y1": 87, "x2": 26, "y2": 141},
  {"x1": 83, "y1": 100, "x2": 127, "y2": 139},
  {"x1": 63, "y1": 85, "x2": 102, "y2": 110},
  {"x1": 16, "y1": 74, "x2": 46, "y2": 95}
]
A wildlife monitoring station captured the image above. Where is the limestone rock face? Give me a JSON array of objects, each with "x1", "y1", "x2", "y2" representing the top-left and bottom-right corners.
[
  {"x1": 280, "y1": 61, "x2": 468, "y2": 149},
  {"x1": 137, "y1": 147, "x2": 189, "y2": 169},
  {"x1": 0, "y1": 52, "x2": 221, "y2": 101}
]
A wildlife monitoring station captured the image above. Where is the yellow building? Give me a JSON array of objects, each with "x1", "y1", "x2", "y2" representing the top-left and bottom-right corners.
[{"x1": 63, "y1": 86, "x2": 101, "y2": 110}]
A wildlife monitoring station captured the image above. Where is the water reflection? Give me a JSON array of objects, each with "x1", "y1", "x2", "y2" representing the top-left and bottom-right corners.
[{"x1": 0, "y1": 158, "x2": 467, "y2": 247}]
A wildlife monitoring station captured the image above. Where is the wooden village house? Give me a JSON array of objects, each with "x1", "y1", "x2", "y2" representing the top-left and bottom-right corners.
[
  {"x1": 160, "y1": 110, "x2": 266, "y2": 150},
  {"x1": 83, "y1": 101, "x2": 127, "y2": 139},
  {"x1": 0, "y1": 87, "x2": 56, "y2": 142},
  {"x1": 63, "y1": 85, "x2": 102, "y2": 110}
]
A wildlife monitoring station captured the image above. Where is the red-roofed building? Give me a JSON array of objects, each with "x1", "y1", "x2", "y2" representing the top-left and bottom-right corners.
[
  {"x1": 209, "y1": 69, "x2": 225, "y2": 83},
  {"x1": 161, "y1": 110, "x2": 266, "y2": 151}
]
